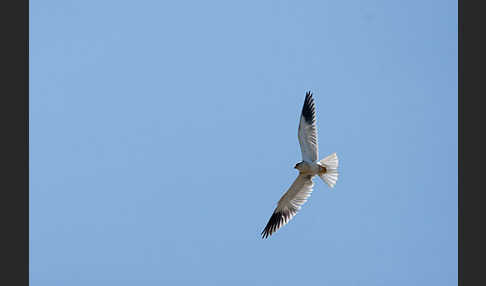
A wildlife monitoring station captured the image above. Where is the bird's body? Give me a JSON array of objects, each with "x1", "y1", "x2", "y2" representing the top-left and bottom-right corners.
[
  {"x1": 261, "y1": 91, "x2": 339, "y2": 239},
  {"x1": 295, "y1": 160, "x2": 326, "y2": 176}
]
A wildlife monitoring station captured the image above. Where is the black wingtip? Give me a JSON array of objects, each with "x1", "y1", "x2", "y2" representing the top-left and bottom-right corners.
[
  {"x1": 261, "y1": 212, "x2": 284, "y2": 239},
  {"x1": 301, "y1": 91, "x2": 316, "y2": 125},
  {"x1": 261, "y1": 211, "x2": 294, "y2": 239}
]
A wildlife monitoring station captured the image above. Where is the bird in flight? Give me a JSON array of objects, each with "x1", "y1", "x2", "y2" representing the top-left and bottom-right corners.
[{"x1": 261, "y1": 91, "x2": 339, "y2": 239}]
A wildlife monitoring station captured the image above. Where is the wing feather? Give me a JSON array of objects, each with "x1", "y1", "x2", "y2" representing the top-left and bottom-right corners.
[
  {"x1": 261, "y1": 174, "x2": 314, "y2": 239},
  {"x1": 298, "y1": 91, "x2": 318, "y2": 162}
]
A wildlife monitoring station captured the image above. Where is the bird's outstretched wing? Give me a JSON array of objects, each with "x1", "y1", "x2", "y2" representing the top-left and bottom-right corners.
[
  {"x1": 261, "y1": 174, "x2": 314, "y2": 239},
  {"x1": 298, "y1": 91, "x2": 318, "y2": 162}
]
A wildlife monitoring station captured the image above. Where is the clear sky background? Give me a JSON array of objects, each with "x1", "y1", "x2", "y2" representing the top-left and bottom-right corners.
[{"x1": 30, "y1": 0, "x2": 457, "y2": 285}]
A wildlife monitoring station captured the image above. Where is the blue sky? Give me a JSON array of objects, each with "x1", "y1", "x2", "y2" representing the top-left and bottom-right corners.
[{"x1": 30, "y1": 0, "x2": 457, "y2": 285}]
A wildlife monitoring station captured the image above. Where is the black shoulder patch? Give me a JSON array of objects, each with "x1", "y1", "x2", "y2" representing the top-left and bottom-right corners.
[{"x1": 301, "y1": 91, "x2": 316, "y2": 125}]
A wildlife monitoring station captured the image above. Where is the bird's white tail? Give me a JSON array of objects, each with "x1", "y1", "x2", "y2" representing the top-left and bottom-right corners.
[{"x1": 318, "y1": 153, "x2": 339, "y2": 188}]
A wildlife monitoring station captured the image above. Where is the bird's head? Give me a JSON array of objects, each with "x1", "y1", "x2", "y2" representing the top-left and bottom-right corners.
[{"x1": 294, "y1": 162, "x2": 303, "y2": 170}]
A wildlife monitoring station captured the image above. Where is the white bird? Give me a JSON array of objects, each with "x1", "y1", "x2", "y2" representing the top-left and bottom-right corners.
[{"x1": 261, "y1": 91, "x2": 339, "y2": 239}]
